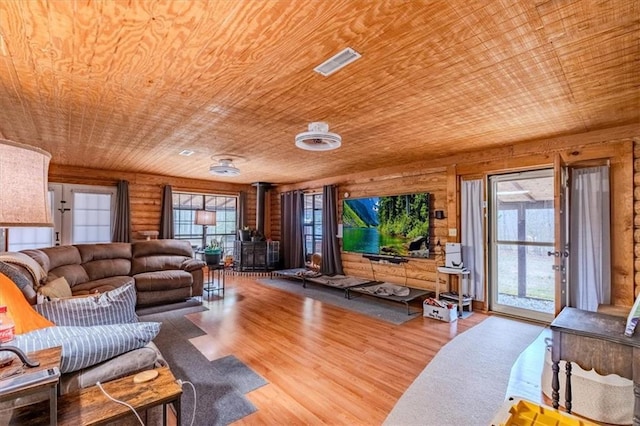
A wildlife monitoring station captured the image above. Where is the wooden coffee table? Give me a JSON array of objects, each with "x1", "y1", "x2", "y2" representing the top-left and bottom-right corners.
[{"x1": 9, "y1": 366, "x2": 182, "y2": 425}]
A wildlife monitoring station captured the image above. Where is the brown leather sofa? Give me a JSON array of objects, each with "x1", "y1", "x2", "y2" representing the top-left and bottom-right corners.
[{"x1": 20, "y1": 239, "x2": 205, "y2": 306}]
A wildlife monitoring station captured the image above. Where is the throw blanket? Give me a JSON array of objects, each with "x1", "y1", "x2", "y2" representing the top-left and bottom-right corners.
[{"x1": 0, "y1": 252, "x2": 47, "y2": 287}]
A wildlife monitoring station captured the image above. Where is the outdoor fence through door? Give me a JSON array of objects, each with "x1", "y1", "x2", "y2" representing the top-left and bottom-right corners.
[{"x1": 489, "y1": 169, "x2": 556, "y2": 322}]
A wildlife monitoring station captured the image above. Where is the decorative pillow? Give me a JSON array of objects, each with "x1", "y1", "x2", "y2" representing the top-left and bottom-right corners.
[
  {"x1": 35, "y1": 283, "x2": 138, "y2": 327},
  {"x1": 8, "y1": 322, "x2": 161, "y2": 373},
  {"x1": 37, "y1": 276, "x2": 73, "y2": 299},
  {"x1": 0, "y1": 272, "x2": 54, "y2": 335}
]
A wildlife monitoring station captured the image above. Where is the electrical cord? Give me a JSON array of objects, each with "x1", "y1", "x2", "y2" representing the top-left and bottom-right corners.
[
  {"x1": 369, "y1": 258, "x2": 376, "y2": 281},
  {"x1": 96, "y1": 381, "x2": 145, "y2": 426},
  {"x1": 176, "y1": 379, "x2": 198, "y2": 426}
]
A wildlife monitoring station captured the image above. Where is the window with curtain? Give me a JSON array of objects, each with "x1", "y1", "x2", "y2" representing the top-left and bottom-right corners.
[
  {"x1": 172, "y1": 192, "x2": 238, "y2": 255},
  {"x1": 303, "y1": 193, "x2": 323, "y2": 259}
]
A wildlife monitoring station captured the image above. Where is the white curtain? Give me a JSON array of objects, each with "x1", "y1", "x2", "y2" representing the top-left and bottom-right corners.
[
  {"x1": 461, "y1": 179, "x2": 485, "y2": 301},
  {"x1": 569, "y1": 166, "x2": 611, "y2": 311}
]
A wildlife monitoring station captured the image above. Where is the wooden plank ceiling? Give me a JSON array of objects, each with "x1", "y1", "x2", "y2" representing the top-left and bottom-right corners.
[{"x1": 0, "y1": 0, "x2": 637, "y2": 185}]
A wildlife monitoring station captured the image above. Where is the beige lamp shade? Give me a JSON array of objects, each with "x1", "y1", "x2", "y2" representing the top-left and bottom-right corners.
[
  {"x1": 0, "y1": 139, "x2": 53, "y2": 227},
  {"x1": 195, "y1": 210, "x2": 216, "y2": 226}
]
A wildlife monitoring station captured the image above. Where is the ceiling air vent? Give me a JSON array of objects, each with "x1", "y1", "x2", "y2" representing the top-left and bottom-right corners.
[{"x1": 313, "y1": 47, "x2": 361, "y2": 77}]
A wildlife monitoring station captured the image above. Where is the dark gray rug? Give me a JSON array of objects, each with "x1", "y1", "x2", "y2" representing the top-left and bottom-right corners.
[
  {"x1": 139, "y1": 306, "x2": 268, "y2": 425},
  {"x1": 135, "y1": 297, "x2": 203, "y2": 316},
  {"x1": 257, "y1": 278, "x2": 422, "y2": 325}
]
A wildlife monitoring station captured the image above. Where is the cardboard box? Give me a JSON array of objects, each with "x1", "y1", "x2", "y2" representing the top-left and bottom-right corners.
[{"x1": 423, "y1": 300, "x2": 458, "y2": 322}]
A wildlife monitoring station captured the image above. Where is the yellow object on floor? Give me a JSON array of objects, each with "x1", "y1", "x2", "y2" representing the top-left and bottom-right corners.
[{"x1": 491, "y1": 398, "x2": 598, "y2": 426}]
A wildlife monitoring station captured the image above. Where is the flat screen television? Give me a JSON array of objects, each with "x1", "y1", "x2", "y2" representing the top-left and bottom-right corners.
[{"x1": 342, "y1": 193, "x2": 430, "y2": 258}]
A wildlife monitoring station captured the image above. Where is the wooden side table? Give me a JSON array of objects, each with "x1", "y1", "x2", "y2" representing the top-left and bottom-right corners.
[
  {"x1": 0, "y1": 346, "x2": 62, "y2": 426},
  {"x1": 435, "y1": 267, "x2": 472, "y2": 318},
  {"x1": 550, "y1": 307, "x2": 640, "y2": 425},
  {"x1": 9, "y1": 366, "x2": 182, "y2": 425}
]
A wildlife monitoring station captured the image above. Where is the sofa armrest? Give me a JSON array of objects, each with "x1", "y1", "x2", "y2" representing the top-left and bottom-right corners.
[{"x1": 181, "y1": 259, "x2": 206, "y2": 272}]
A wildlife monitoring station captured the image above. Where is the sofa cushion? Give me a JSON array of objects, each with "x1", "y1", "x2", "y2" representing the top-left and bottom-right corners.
[
  {"x1": 0, "y1": 272, "x2": 54, "y2": 335},
  {"x1": 182, "y1": 258, "x2": 206, "y2": 272},
  {"x1": 49, "y1": 264, "x2": 90, "y2": 288},
  {"x1": 70, "y1": 275, "x2": 134, "y2": 296},
  {"x1": 134, "y1": 270, "x2": 192, "y2": 291},
  {"x1": 38, "y1": 245, "x2": 81, "y2": 270},
  {"x1": 36, "y1": 246, "x2": 89, "y2": 287},
  {"x1": 34, "y1": 283, "x2": 138, "y2": 326},
  {"x1": 77, "y1": 243, "x2": 132, "y2": 281},
  {"x1": 136, "y1": 288, "x2": 193, "y2": 307},
  {"x1": 133, "y1": 239, "x2": 193, "y2": 258},
  {"x1": 130, "y1": 240, "x2": 193, "y2": 275},
  {"x1": 131, "y1": 255, "x2": 191, "y2": 275},
  {"x1": 8, "y1": 322, "x2": 161, "y2": 373}
]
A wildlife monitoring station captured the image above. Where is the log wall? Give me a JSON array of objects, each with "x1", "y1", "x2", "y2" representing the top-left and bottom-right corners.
[
  {"x1": 48, "y1": 165, "x2": 256, "y2": 239},
  {"x1": 48, "y1": 126, "x2": 639, "y2": 312},
  {"x1": 275, "y1": 126, "x2": 639, "y2": 311}
]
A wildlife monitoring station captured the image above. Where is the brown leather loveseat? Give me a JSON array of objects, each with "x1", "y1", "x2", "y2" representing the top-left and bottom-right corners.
[{"x1": 19, "y1": 239, "x2": 205, "y2": 306}]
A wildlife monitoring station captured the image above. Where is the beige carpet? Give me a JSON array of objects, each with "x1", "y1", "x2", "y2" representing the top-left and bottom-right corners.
[{"x1": 384, "y1": 316, "x2": 544, "y2": 426}]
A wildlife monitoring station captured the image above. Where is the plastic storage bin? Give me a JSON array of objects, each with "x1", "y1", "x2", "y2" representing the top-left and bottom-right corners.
[{"x1": 491, "y1": 398, "x2": 598, "y2": 426}]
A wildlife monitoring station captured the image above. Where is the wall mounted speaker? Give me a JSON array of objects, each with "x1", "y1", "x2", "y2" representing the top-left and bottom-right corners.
[{"x1": 435, "y1": 210, "x2": 445, "y2": 220}]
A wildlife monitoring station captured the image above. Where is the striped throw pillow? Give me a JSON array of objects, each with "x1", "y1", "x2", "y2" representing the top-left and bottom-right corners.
[
  {"x1": 34, "y1": 283, "x2": 138, "y2": 326},
  {"x1": 10, "y1": 322, "x2": 160, "y2": 373}
]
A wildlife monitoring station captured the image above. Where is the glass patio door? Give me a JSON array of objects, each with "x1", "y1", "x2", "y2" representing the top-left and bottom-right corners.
[{"x1": 489, "y1": 169, "x2": 556, "y2": 322}]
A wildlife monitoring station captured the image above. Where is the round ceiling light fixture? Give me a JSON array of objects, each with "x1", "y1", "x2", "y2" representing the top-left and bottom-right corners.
[
  {"x1": 209, "y1": 158, "x2": 240, "y2": 177},
  {"x1": 295, "y1": 121, "x2": 341, "y2": 151}
]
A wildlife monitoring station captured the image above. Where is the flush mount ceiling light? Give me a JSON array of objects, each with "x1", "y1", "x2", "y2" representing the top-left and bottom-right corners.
[
  {"x1": 209, "y1": 158, "x2": 240, "y2": 176},
  {"x1": 295, "y1": 122, "x2": 342, "y2": 151}
]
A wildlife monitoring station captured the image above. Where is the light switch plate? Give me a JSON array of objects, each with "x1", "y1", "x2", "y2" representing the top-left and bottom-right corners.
[{"x1": 448, "y1": 228, "x2": 457, "y2": 237}]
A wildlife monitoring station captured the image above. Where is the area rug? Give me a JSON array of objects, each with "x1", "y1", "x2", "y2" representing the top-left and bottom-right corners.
[
  {"x1": 135, "y1": 297, "x2": 202, "y2": 316},
  {"x1": 257, "y1": 277, "x2": 421, "y2": 324},
  {"x1": 383, "y1": 316, "x2": 544, "y2": 426},
  {"x1": 139, "y1": 306, "x2": 268, "y2": 425}
]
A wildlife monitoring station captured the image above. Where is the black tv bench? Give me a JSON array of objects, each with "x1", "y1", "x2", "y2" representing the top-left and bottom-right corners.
[{"x1": 362, "y1": 254, "x2": 408, "y2": 264}]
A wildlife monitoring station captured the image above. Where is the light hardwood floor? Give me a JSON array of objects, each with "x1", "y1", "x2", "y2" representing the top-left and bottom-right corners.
[{"x1": 182, "y1": 275, "x2": 490, "y2": 424}]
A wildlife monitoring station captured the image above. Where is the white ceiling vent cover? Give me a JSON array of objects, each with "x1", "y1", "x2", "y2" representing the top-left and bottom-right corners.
[
  {"x1": 295, "y1": 122, "x2": 342, "y2": 151},
  {"x1": 314, "y1": 48, "x2": 361, "y2": 77}
]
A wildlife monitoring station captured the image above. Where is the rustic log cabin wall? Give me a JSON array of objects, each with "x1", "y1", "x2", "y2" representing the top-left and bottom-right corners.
[
  {"x1": 47, "y1": 126, "x2": 638, "y2": 311},
  {"x1": 48, "y1": 165, "x2": 256, "y2": 240},
  {"x1": 275, "y1": 126, "x2": 638, "y2": 311}
]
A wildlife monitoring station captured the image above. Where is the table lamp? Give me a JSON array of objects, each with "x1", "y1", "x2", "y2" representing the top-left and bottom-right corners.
[
  {"x1": 195, "y1": 210, "x2": 216, "y2": 249},
  {"x1": 0, "y1": 139, "x2": 54, "y2": 367}
]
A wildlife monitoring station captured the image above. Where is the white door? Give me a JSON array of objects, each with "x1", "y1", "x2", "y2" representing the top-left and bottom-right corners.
[{"x1": 489, "y1": 169, "x2": 556, "y2": 322}]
